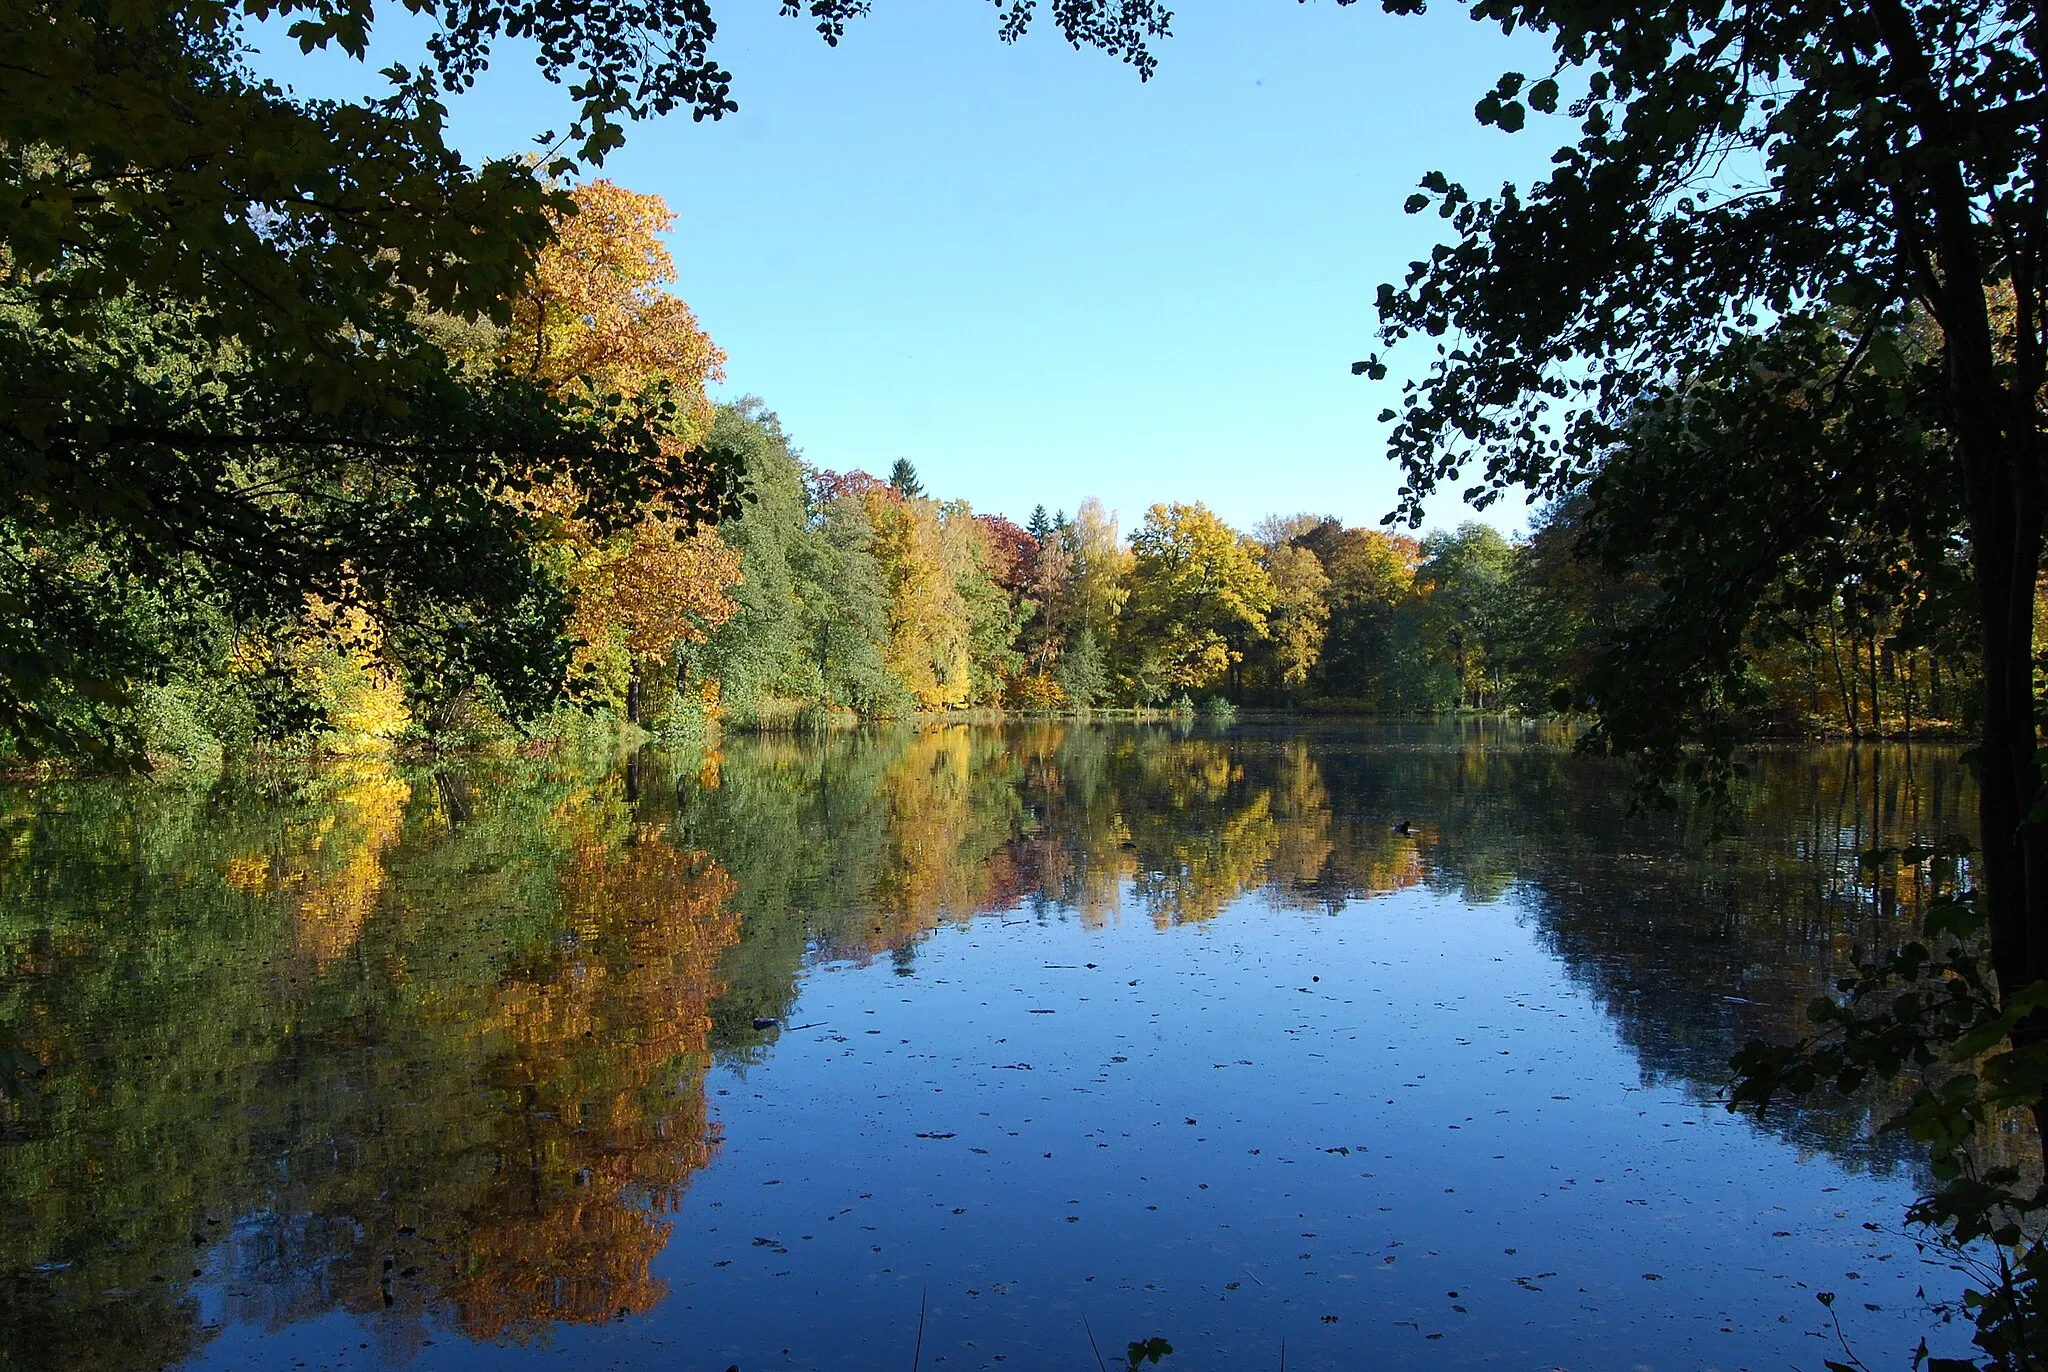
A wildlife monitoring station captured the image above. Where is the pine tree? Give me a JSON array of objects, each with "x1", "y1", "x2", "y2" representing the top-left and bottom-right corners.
[{"x1": 888, "y1": 459, "x2": 924, "y2": 500}]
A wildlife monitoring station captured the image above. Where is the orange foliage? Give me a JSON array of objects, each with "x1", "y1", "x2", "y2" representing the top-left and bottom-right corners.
[
  {"x1": 511, "y1": 179, "x2": 725, "y2": 439},
  {"x1": 447, "y1": 827, "x2": 740, "y2": 1340},
  {"x1": 1006, "y1": 672, "x2": 1067, "y2": 710},
  {"x1": 567, "y1": 519, "x2": 742, "y2": 662},
  {"x1": 504, "y1": 180, "x2": 743, "y2": 679}
]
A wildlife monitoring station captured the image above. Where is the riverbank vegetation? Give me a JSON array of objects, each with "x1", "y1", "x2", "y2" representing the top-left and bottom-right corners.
[
  {"x1": 4, "y1": 0, "x2": 1982, "y2": 772},
  {"x1": 0, "y1": 178, "x2": 1980, "y2": 769}
]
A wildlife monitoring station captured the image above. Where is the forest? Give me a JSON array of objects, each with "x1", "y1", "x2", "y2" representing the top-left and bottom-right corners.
[{"x1": 2, "y1": 176, "x2": 1978, "y2": 770}]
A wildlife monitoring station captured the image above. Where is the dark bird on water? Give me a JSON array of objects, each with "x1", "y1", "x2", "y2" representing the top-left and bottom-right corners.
[{"x1": 1392, "y1": 820, "x2": 1415, "y2": 836}]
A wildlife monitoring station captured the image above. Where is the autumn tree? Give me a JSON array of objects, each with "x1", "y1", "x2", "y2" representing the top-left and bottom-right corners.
[
  {"x1": 2, "y1": 2, "x2": 784, "y2": 763},
  {"x1": 1298, "y1": 523, "x2": 1430, "y2": 709},
  {"x1": 1253, "y1": 542, "x2": 1331, "y2": 699},
  {"x1": 1067, "y1": 499, "x2": 1133, "y2": 651},
  {"x1": 975, "y1": 515, "x2": 1039, "y2": 596},
  {"x1": 865, "y1": 491, "x2": 973, "y2": 709},
  {"x1": 502, "y1": 181, "x2": 740, "y2": 721},
  {"x1": 1122, "y1": 503, "x2": 1274, "y2": 700},
  {"x1": 1021, "y1": 523, "x2": 1077, "y2": 677}
]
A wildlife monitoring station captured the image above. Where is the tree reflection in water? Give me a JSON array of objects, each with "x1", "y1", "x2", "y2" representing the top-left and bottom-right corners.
[
  {"x1": 0, "y1": 722, "x2": 1999, "y2": 1369},
  {"x1": 0, "y1": 757, "x2": 737, "y2": 1369}
]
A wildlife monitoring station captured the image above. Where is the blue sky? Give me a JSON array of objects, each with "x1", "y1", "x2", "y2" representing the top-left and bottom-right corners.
[{"x1": 253, "y1": 1, "x2": 1564, "y2": 538}]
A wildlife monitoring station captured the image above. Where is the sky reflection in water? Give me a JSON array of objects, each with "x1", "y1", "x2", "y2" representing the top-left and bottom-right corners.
[{"x1": 0, "y1": 722, "x2": 1997, "y2": 1369}]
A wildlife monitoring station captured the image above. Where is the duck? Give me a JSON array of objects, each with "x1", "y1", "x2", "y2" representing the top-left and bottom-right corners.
[{"x1": 1392, "y1": 820, "x2": 1416, "y2": 836}]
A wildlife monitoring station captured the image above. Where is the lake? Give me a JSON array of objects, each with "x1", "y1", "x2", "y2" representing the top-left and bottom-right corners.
[{"x1": 0, "y1": 722, "x2": 1999, "y2": 1369}]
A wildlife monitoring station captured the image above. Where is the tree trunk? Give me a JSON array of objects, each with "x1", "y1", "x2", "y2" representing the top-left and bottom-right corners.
[
  {"x1": 1903, "y1": 649, "x2": 1914, "y2": 741},
  {"x1": 1807, "y1": 634, "x2": 1824, "y2": 724},
  {"x1": 1937, "y1": 261, "x2": 2047, "y2": 1014},
  {"x1": 1964, "y1": 442, "x2": 2046, "y2": 1008},
  {"x1": 1830, "y1": 619, "x2": 1859, "y2": 738},
  {"x1": 625, "y1": 673, "x2": 641, "y2": 724}
]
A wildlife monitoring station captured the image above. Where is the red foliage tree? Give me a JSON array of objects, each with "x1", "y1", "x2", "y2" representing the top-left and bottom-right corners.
[{"x1": 974, "y1": 515, "x2": 1038, "y2": 595}]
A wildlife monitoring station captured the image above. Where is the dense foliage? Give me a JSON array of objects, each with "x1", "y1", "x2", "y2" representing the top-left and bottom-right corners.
[
  {"x1": 639, "y1": 400, "x2": 1974, "y2": 741},
  {"x1": 7, "y1": 346, "x2": 1979, "y2": 765}
]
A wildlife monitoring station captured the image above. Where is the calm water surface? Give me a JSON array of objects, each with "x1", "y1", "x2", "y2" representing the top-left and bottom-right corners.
[{"x1": 0, "y1": 723, "x2": 1997, "y2": 1369}]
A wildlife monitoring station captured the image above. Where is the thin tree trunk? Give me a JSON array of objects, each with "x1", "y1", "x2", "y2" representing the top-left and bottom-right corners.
[
  {"x1": 1904, "y1": 648, "x2": 1915, "y2": 741},
  {"x1": 1830, "y1": 618, "x2": 1859, "y2": 738},
  {"x1": 1807, "y1": 633, "x2": 1824, "y2": 725}
]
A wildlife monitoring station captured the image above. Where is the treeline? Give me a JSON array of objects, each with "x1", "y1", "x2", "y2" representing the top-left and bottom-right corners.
[
  {"x1": 639, "y1": 401, "x2": 1980, "y2": 742},
  {"x1": 5, "y1": 177, "x2": 1980, "y2": 768}
]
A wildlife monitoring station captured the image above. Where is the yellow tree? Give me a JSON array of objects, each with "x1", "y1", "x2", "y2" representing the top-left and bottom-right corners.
[
  {"x1": 503, "y1": 181, "x2": 741, "y2": 716},
  {"x1": 864, "y1": 491, "x2": 974, "y2": 709},
  {"x1": 1258, "y1": 542, "x2": 1330, "y2": 694},
  {"x1": 509, "y1": 179, "x2": 726, "y2": 426},
  {"x1": 1068, "y1": 498, "x2": 1132, "y2": 642},
  {"x1": 1124, "y1": 503, "x2": 1274, "y2": 697}
]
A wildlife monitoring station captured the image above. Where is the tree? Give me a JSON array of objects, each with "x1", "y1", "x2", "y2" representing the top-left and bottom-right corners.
[
  {"x1": 690, "y1": 404, "x2": 815, "y2": 718},
  {"x1": 1252, "y1": 542, "x2": 1331, "y2": 698},
  {"x1": 689, "y1": 404, "x2": 905, "y2": 720},
  {"x1": 1300, "y1": 522, "x2": 1427, "y2": 709},
  {"x1": 865, "y1": 491, "x2": 973, "y2": 709},
  {"x1": 888, "y1": 459, "x2": 925, "y2": 500},
  {"x1": 1021, "y1": 520, "x2": 1077, "y2": 677},
  {"x1": 1356, "y1": 0, "x2": 2048, "y2": 1355},
  {"x1": 503, "y1": 181, "x2": 740, "y2": 721},
  {"x1": 946, "y1": 507, "x2": 1031, "y2": 705},
  {"x1": 509, "y1": 180, "x2": 726, "y2": 434},
  {"x1": 1497, "y1": 495, "x2": 1655, "y2": 715},
  {"x1": 1360, "y1": 0, "x2": 2048, "y2": 1024},
  {"x1": 809, "y1": 494, "x2": 906, "y2": 716},
  {"x1": 1067, "y1": 498, "x2": 1132, "y2": 648},
  {"x1": 1123, "y1": 503, "x2": 1274, "y2": 698},
  {"x1": 974, "y1": 514, "x2": 1039, "y2": 596},
  {"x1": 1055, "y1": 625, "x2": 1110, "y2": 708},
  {"x1": 1415, "y1": 523, "x2": 1514, "y2": 709},
  {"x1": 1548, "y1": 316, "x2": 1974, "y2": 747}
]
